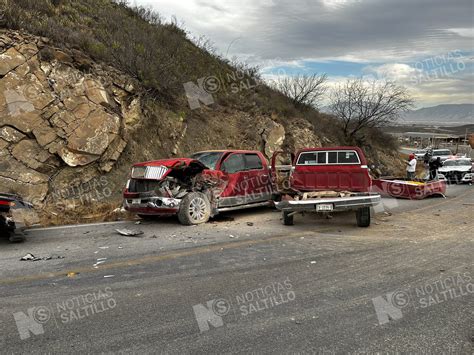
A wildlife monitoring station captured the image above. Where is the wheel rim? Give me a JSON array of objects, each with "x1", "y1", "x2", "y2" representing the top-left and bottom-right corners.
[{"x1": 189, "y1": 197, "x2": 207, "y2": 222}]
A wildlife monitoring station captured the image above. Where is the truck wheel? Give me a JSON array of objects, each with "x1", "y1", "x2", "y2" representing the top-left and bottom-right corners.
[
  {"x1": 356, "y1": 207, "x2": 370, "y2": 227},
  {"x1": 282, "y1": 211, "x2": 294, "y2": 226},
  {"x1": 178, "y1": 192, "x2": 211, "y2": 225}
]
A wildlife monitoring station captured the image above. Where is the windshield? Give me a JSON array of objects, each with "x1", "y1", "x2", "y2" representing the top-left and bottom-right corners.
[
  {"x1": 190, "y1": 152, "x2": 224, "y2": 170},
  {"x1": 433, "y1": 150, "x2": 451, "y2": 156},
  {"x1": 442, "y1": 160, "x2": 471, "y2": 167}
]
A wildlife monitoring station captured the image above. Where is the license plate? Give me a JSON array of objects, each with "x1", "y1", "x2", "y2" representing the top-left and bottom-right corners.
[
  {"x1": 132, "y1": 199, "x2": 141, "y2": 205},
  {"x1": 316, "y1": 204, "x2": 333, "y2": 211}
]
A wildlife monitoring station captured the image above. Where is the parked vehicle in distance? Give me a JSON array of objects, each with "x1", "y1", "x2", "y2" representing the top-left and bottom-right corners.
[
  {"x1": 271, "y1": 147, "x2": 381, "y2": 227},
  {"x1": 430, "y1": 148, "x2": 453, "y2": 162},
  {"x1": 438, "y1": 158, "x2": 473, "y2": 184},
  {"x1": 414, "y1": 149, "x2": 428, "y2": 160},
  {"x1": 123, "y1": 150, "x2": 274, "y2": 225}
]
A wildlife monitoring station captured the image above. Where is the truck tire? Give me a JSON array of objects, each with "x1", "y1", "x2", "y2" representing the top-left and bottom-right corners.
[
  {"x1": 282, "y1": 211, "x2": 294, "y2": 226},
  {"x1": 356, "y1": 207, "x2": 370, "y2": 227},
  {"x1": 1, "y1": 215, "x2": 18, "y2": 241},
  {"x1": 178, "y1": 192, "x2": 211, "y2": 225}
]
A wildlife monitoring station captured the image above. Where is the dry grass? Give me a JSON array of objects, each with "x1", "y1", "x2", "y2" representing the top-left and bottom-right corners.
[{"x1": 37, "y1": 199, "x2": 136, "y2": 226}]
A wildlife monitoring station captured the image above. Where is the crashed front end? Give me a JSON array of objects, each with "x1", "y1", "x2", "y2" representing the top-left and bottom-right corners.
[{"x1": 123, "y1": 159, "x2": 226, "y2": 216}]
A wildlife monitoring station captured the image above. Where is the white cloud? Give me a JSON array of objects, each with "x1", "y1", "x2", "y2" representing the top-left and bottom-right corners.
[
  {"x1": 364, "y1": 63, "x2": 419, "y2": 81},
  {"x1": 135, "y1": 0, "x2": 474, "y2": 107},
  {"x1": 445, "y1": 27, "x2": 474, "y2": 38}
]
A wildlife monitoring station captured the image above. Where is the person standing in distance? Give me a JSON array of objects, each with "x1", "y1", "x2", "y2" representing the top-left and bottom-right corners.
[{"x1": 406, "y1": 153, "x2": 417, "y2": 180}]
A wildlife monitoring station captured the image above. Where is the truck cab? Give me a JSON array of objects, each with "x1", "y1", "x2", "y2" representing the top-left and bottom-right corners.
[
  {"x1": 123, "y1": 150, "x2": 273, "y2": 225},
  {"x1": 272, "y1": 146, "x2": 380, "y2": 227}
]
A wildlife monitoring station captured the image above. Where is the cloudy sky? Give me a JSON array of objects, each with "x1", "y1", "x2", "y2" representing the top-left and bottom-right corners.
[{"x1": 135, "y1": 0, "x2": 473, "y2": 108}]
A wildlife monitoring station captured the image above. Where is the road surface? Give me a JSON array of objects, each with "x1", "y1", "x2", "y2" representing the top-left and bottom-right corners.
[{"x1": 0, "y1": 185, "x2": 473, "y2": 354}]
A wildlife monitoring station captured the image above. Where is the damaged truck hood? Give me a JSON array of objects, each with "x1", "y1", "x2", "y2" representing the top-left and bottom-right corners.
[
  {"x1": 131, "y1": 158, "x2": 209, "y2": 180},
  {"x1": 133, "y1": 158, "x2": 206, "y2": 169}
]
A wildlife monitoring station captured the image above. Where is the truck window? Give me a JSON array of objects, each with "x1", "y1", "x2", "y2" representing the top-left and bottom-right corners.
[
  {"x1": 337, "y1": 151, "x2": 359, "y2": 164},
  {"x1": 328, "y1": 152, "x2": 337, "y2": 164},
  {"x1": 221, "y1": 154, "x2": 246, "y2": 173},
  {"x1": 245, "y1": 154, "x2": 263, "y2": 170},
  {"x1": 297, "y1": 150, "x2": 361, "y2": 165},
  {"x1": 317, "y1": 152, "x2": 326, "y2": 164},
  {"x1": 297, "y1": 152, "x2": 317, "y2": 165},
  {"x1": 190, "y1": 151, "x2": 224, "y2": 170},
  {"x1": 297, "y1": 151, "x2": 327, "y2": 165}
]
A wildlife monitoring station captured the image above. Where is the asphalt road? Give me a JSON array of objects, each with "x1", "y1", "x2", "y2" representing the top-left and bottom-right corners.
[{"x1": 0, "y1": 185, "x2": 473, "y2": 354}]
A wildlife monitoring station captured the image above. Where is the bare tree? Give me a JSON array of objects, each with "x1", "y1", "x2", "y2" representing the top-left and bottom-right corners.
[
  {"x1": 273, "y1": 73, "x2": 328, "y2": 108},
  {"x1": 330, "y1": 78, "x2": 414, "y2": 141}
]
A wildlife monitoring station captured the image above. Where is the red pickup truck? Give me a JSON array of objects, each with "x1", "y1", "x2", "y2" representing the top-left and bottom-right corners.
[
  {"x1": 123, "y1": 150, "x2": 274, "y2": 225},
  {"x1": 271, "y1": 147, "x2": 381, "y2": 227},
  {"x1": 123, "y1": 146, "x2": 381, "y2": 226}
]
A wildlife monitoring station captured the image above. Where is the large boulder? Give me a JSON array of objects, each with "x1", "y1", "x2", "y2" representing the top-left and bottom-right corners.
[
  {"x1": 0, "y1": 47, "x2": 25, "y2": 75},
  {"x1": 284, "y1": 118, "x2": 322, "y2": 151},
  {"x1": 259, "y1": 120, "x2": 285, "y2": 158}
]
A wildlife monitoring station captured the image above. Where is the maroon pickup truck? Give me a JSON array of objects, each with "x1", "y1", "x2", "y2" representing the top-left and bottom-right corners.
[
  {"x1": 272, "y1": 146, "x2": 381, "y2": 227},
  {"x1": 123, "y1": 150, "x2": 274, "y2": 225}
]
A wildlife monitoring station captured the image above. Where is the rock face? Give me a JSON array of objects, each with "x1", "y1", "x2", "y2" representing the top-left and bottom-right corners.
[
  {"x1": 0, "y1": 30, "x2": 138, "y2": 201},
  {"x1": 283, "y1": 118, "x2": 322, "y2": 152}
]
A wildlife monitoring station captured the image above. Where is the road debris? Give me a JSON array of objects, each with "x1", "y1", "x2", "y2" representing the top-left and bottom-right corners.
[
  {"x1": 20, "y1": 253, "x2": 64, "y2": 261},
  {"x1": 104, "y1": 275, "x2": 115, "y2": 278},
  {"x1": 93, "y1": 260, "x2": 106, "y2": 268},
  {"x1": 310, "y1": 261, "x2": 317, "y2": 264},
  {"x1": 67, "y1": 272, "x2": 78, "y2": 278},
  {"x1": 20, "y1": 253, "x2": 37, "y2": 261},
  {"x1": 116, "y1": 229, "x2": 144, "y2": 237},
  {"x1": 247, "y1": 222, "x2": 254, "y2": 226}
]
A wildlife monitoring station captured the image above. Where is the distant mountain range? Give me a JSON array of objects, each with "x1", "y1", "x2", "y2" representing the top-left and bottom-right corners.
[
  {"x1": 320, "y1": 103, "x2": 473, "y2": 126},
  {"x1": 400, "y1": 104, "x2": 473, "y2": 126}
]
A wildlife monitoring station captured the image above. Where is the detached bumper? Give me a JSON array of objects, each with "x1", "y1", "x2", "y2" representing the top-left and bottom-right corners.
[
  {"x1": 123, "y1": 196, "x2": 181, "y2": 215},
  {"x1": 275, "y1": 193, "x2": 381, "y2": 212}
]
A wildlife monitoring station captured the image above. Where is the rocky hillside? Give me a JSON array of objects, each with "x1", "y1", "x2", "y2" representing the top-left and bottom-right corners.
[
  {"x1": 0, "y1": 30, "x2": 326, "y2": 215},
  {"x1": 0, "y1": 1, "x2": 403, "y2": 224}
]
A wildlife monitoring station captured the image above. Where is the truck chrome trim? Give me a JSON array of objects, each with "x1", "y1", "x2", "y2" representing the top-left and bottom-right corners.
[{"x1": 275, "y1": 194, "x2": 381, "y2": 211}]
